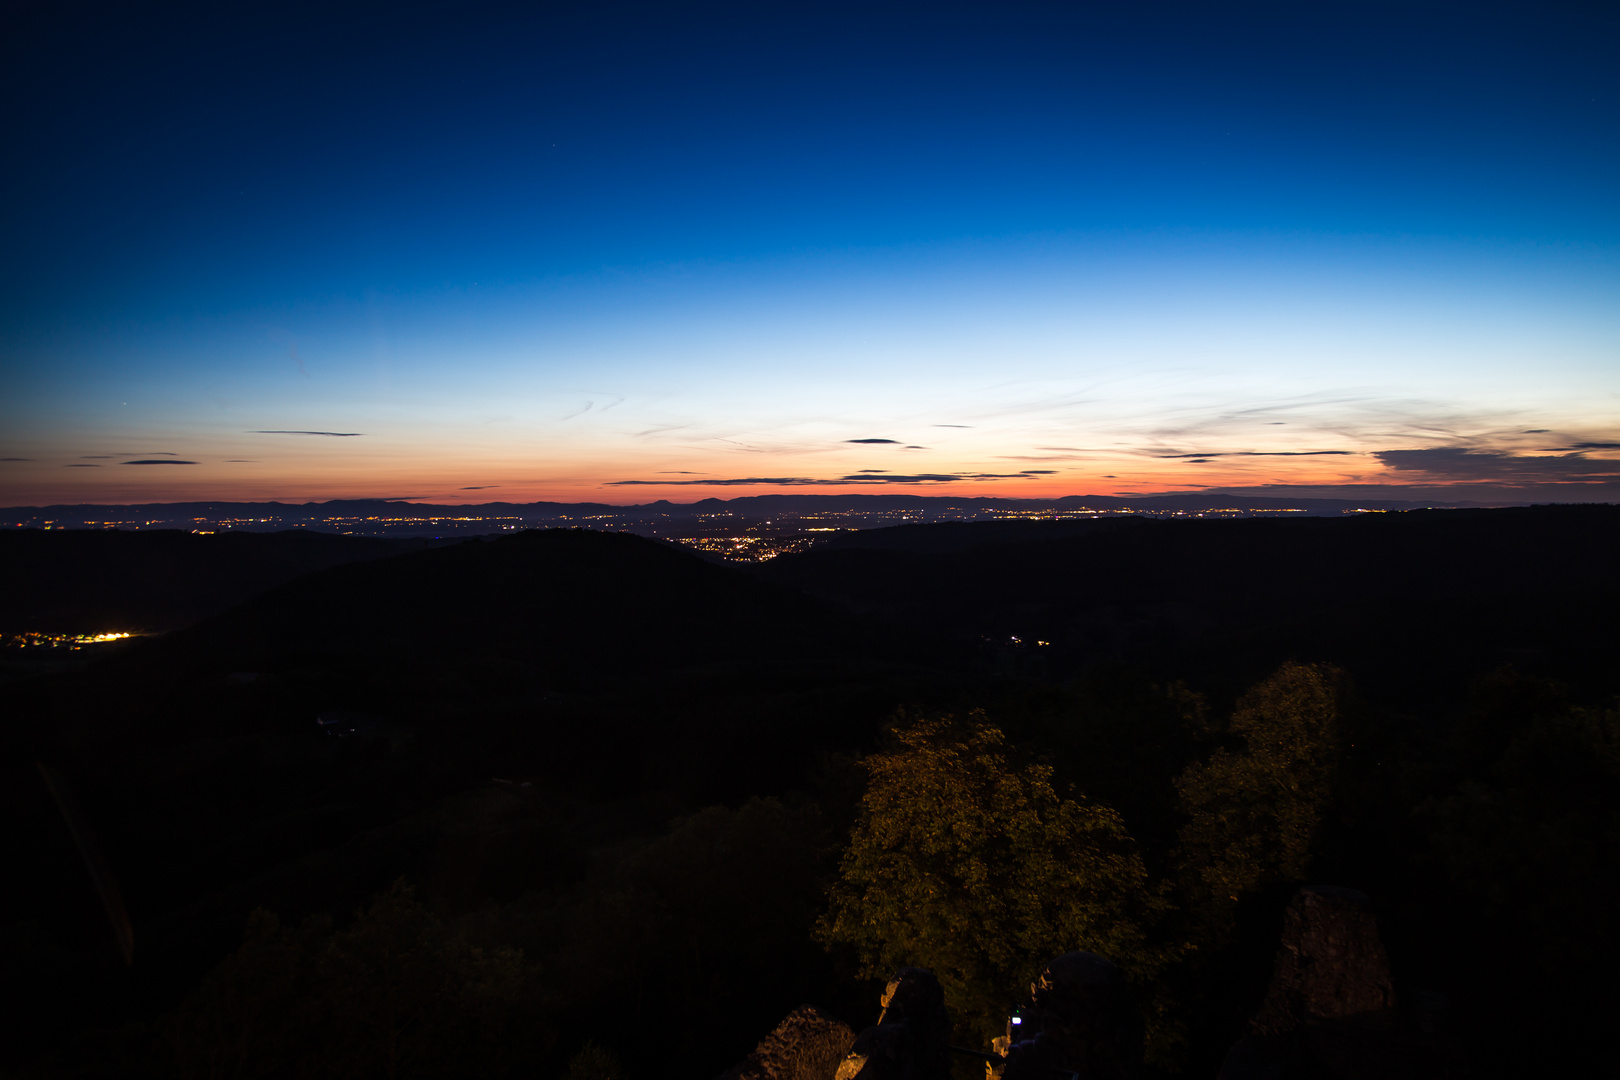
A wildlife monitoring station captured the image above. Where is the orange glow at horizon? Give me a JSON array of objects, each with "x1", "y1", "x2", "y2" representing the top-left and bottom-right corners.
[{"x1": 5, "y1": 443, "x2": 1608, "y2": 507}]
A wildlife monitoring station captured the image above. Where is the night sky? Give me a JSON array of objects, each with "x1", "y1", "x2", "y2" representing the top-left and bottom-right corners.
[{"x1": 3, "y1": 0, "x2": 1616, "y2": 505}]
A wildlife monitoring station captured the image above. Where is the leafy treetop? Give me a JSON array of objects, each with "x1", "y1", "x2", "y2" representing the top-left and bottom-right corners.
[{"x1": 817, "y1": 712, "x2": 1173, "y2": 1046}]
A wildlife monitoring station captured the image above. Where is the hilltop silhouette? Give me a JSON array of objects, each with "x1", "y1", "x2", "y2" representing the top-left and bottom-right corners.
[
  {"x1": 759, "y1": 506, "x2": 1620, "y2": 703},
  {"x1": 0, "y1": 528, "x2": 408, "y2": 633},
  {"x1": 1, "y1": 530, "x2": 933, "y2": 1068}
]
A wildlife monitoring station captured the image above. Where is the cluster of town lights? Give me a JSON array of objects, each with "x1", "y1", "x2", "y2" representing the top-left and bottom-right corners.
[{"x1": 5, "y1": 631, "x2": 135, "y2": 649}]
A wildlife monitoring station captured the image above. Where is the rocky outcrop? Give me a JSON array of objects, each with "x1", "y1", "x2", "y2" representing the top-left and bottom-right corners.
[
  {"x1": 716, "y1": 1005, "x2": 857, "y2": 1080},
  {"x1": 1249, "y1": 885, "x2": 1394, "y2": 1034},
  {"x1": 999, "y1": 951, "x2": 1142, "y2": 1080},
  {"x1": 834, "y1": 967, "x2": 952, "y2": 1080},
  {"x1": 1219, "y1": 886, "x2": 1468, "y2": 1080},
  {"x1": 833, "y1": 1022, "x2": 915, "y2": 1080}
]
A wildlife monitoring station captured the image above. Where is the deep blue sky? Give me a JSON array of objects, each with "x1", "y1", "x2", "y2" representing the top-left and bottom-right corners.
[{"x1": 3, "y1": 0, "x2": 1617, "y2": 504}]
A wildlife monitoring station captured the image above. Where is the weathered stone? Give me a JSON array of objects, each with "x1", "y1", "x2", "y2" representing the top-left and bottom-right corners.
[
  {"x1": 1000, "y1": 951, "x2": 1142, "y2": 1080},
  {"x1": 834, "y1": 967, "x2": 952, "y2": 1080},
  {"x1": 835, "y1": 1022, "x2": 914, "y2": 1080},
  {"x1": 1218, "y1": 887, "x2": 1468, "y2": 1080},
  {"x1": 716, "y1": 1005, "x2": 857, "y2": 1080},
  {"x1": 1249, "y1": 885, "x2": 1394, "y2": 1035}
]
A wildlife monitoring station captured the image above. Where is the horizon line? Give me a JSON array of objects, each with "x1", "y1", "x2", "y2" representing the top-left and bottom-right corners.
[{"x1": 7, "y1": 489, "x2": 1611, "y2": 514}]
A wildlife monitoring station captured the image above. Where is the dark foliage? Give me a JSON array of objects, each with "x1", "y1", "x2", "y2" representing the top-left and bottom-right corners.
[
  {"x1": 2, "y1": 510, "x2": 1617, "y2": 1076},
  {"x1": 817, "y1": 713, "x2": 1173, "y2": 1051}
]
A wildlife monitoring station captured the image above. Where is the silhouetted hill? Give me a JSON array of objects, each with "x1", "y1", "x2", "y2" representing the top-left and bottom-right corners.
[
  {"x1": 0, "y1": 528, "x2": 410, "y2": 632},
  {"x1": 180, "y1": 528, "x2": 843, "y2": 670},
  {"x1": 759, "y1": 505, "x2": 1620, "y2": 703},
  {"x1": 0, "y1": 529, "x2": 939, "y2": 1055},
  {"x1": 9, "y1": 529, "x2": 928, "y2": 785}
]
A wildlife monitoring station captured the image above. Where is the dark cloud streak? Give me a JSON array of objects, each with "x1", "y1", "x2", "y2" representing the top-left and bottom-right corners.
[
  {"x1": 1376, "y1": 447, "x2": 1620, "y2": 481},
  {"x1": 609, "y1": 471, "x2": 1052, "y2": 486},
  {"x1": 1156, "y1": 450, "x2": 1355, "y2": 459}
]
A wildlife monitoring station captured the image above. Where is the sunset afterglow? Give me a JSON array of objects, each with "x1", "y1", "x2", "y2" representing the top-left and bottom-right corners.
[{"x1": 3, "y1": 3, "x2": 1616, "y2": 508}]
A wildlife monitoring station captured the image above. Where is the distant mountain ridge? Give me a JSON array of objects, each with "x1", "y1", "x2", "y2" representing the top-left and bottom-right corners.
[{"x1": 3, "y1": 491, "x2": 1504, "y2": 522}]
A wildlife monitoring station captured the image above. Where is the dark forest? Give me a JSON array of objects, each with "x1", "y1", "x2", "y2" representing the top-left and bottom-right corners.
[{"x1": 2, "y1": 506, "x2": 1616, "y2": 1077}]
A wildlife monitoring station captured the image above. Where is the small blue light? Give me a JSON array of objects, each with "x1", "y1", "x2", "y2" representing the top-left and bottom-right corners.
[{"x1": 1011, "y1": 1017, "x2": 1021, "y2": 1025}]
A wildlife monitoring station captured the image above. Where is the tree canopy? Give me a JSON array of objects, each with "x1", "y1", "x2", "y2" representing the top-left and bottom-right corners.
[
  {"x1": 816, "y1": 712, "x2": 1172, "y2": 1044},
  {"x1": 1174, "y1": 661, "x2": 1345, "y2": 919}
]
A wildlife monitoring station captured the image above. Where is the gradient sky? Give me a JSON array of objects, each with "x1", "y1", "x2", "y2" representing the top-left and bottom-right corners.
[{"x1": 3, "y1": 0, "x2": 1617, "y2": 505}]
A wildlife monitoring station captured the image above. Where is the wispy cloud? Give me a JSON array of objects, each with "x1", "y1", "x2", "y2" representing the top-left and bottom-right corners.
[
  {"x1": 459, "y1": 485, "x2": 500, "y2": 490},
  {"x1": 0, "y1": 457, "x2": 33, "y2": 462},
  {"x1": 846, "y1": 474, "x2": 961, "y2": 483},
  {"x1": 1154, "y1": 450, "x2": 1357, "y2": 459},
  {"x1": 249, "y1": 430, "x2": 364, "y2": 437},
  {"x1": 611, "y1": 476, "x2": 825, "y2": 486},
  {"x1": 845, "y1": 438, "x2": 902, "y2": 444},
  {"x1": 609, "y1": 470, "x2": 1055, "y2": 486},
  {"x1": 999, "y1": 455, "x2": 1085, "y2": 462},
  {"x1": 122, "y1": 459, "x2": 198, "y2": 465},
  {"x1": 560, "y1": 394, "x2": 625, "y2": 421}
]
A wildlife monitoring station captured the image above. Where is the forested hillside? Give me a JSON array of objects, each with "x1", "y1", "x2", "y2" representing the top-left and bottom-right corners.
[{"x1": 3, "y1": 508, "x2": 1616, "y2": 1077}]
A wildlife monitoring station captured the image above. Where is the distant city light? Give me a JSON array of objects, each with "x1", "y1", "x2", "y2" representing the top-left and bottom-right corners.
[{"x1": 4, "y1": 631, "x2": 137, "y2": 651}]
